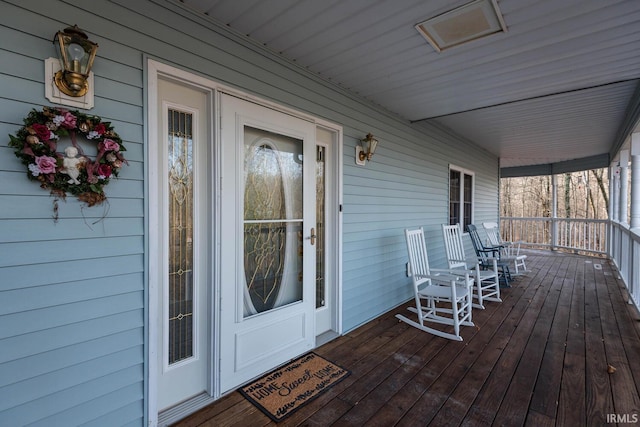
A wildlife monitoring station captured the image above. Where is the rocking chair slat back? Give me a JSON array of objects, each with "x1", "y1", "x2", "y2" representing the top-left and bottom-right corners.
[
  {"x1": 405, "y1": 227, "x2": 431, "y2": 284},
  {"x1": 442, "y1": 224, "x2": 467, "y2": 269}
]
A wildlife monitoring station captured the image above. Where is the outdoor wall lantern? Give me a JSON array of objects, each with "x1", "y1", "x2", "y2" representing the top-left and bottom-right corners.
[
  {"x1": 53, "y1": 25, "x2": 98, "y2": 97},
  {"x1": 355, "y1": 133, "x2": 379, "y2": 166}
]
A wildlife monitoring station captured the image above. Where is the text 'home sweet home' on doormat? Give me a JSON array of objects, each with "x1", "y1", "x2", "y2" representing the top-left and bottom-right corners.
[{"x1": 239, "y1": 352, "x2": 350, "y2": 422}]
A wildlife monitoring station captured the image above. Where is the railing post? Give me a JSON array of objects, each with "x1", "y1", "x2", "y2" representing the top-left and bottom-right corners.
[
  {"x1": 620, "y1": 150, "x2": 630, "y2": 225},
  {"x1": 551, "y1": 174, "x2": 558, "y2": 250},
  {"x1": 631, "y1": 133, "x2": 640, "y2": 229}
]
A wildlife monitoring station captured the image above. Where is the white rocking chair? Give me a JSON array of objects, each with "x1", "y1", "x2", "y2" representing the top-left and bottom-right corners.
[
  {"x1": 482, "y1": 222, "x2": 528, "y2": 275},
  {"x1": 397, "y1": 227, "x2": 474, "y2": 342},
  {"x1": 441, "y1": 223, "x2": 502, "y2": 309}
]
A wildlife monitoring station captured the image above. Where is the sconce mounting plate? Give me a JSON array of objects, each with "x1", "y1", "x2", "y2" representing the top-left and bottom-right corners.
[
  {"x1": 45, "y1": 57, "x2": 94, "y2": 109},
  {"x1": 355, "y1": 145, "x2": 366, "y2": 166}
]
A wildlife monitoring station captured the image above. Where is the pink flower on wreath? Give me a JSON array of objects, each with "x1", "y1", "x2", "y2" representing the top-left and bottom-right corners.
[
  {"x1": 32, "y1": 123, "x2": 51, "y2": 141},
  {"x1": 101, "y1": 138, "x2": 120, "y2": 152},
  {"x1": 60, "y1": 111, "x2": 77, "y2": 129},
  {"x1": 93, "y1": 123, "x2": 106, "y2": 135},
  {"x1": 35, "y1": 155, "x2": 57, "y2": 174},
  {"x1": 97, "y1": 163, "x2": 112, "y2": 178}
]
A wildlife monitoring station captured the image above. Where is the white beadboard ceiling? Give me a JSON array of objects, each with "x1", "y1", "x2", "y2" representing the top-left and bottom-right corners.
[{"x1": 179, "y1": 0, "x2": 640, "y2": 172}]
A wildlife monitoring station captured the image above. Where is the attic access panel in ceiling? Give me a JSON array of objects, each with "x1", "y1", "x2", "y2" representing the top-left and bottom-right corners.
[{"x1": 415, "y1": 0, "x2": 507, "y2": 52}]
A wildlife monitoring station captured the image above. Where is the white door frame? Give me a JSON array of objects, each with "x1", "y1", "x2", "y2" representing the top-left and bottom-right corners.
[
  {"x1": 147, "y1": 60, "x2": 221, "y2": 426},
  {"x1": 315, "y1": 125, "x2": 343, "y2": 338},
  {"x1": 146, "y1": 59, "x2": 343, "y2": 426}
]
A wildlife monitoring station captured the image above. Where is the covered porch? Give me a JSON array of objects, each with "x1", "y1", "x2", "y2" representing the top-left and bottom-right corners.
[
  {"x1": 4, "y1": 2, "x2": 640, "y2": 425},
  {"x1": 175, "y1": 250, "x2": 640, "y2": 426}
]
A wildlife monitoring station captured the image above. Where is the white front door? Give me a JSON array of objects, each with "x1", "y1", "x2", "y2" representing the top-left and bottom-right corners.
[
  {"x1": 154, "y1": 78, "x2": 212, "y2": 410},
  {"x1": 219, "y1": 94, "x2": 316, "y2": 392}
]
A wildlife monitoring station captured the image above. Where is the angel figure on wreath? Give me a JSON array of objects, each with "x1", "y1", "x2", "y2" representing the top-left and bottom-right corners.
[{"x1": 61, "y1": 146, "x2": 86, "y2": 185}]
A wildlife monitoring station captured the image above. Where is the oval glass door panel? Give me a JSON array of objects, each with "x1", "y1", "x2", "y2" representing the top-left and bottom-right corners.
[{"x1": 244, "y1": 126, "x2": 303, "y2": 316}]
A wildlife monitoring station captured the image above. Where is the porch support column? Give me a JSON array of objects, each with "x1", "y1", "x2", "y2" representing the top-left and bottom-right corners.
[
  {"x1": 620, "y1": 150, "x2": 630, "y2": 224},
  {"x1": 551, "y1": 174, "x2": 558, "y2": 250},
  {"x1": 612, "y1": 163, "x2": 620, "y2": 222},
  {"x1": 609, "y1": 164, "x2": 616, "y2": 221},
  {"x1": 631, "y1": 134, "x2": 640, "y2": 229}
]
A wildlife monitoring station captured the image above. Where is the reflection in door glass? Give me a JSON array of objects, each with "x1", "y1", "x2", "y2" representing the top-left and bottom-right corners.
[
  {"x1": 244, "y1": 127, "x2": 303, "y2": 316},
  {"x1": 168, "y1": 109, "x2": 194, "y2": 364}
]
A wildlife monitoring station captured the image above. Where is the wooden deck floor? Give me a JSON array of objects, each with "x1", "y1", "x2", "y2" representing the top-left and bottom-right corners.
[{"x1": 174, "y1": 251, "x2": 640, "y2": 426}]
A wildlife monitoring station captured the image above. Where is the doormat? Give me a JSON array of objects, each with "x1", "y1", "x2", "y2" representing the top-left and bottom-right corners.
[{"x1": 239, "y1": 352, "x2": 350, "y2": 422}]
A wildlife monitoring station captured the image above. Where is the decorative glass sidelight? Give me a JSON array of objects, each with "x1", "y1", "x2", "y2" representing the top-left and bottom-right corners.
[
  {"x1": 243, "y1": 127, "x2": 303, "y2": 316},
  {"x1": 316, "y1": 146, "x2": 326, "y2": 309},
  {"x1": 167, "y1": 109, "x2": 194, "y2": 364}
]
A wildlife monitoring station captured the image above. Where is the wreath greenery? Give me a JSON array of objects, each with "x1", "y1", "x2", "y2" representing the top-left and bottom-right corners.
[{"x1": 8, "y1": 106, "x2": 127, "y2": 206}]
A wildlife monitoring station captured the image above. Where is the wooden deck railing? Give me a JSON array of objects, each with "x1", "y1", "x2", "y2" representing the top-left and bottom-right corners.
[
  {"x1": 500, "y1": 217, "x2": 608, "y2": 255},
  {"x1": 609, "y1": 222, "x2": 640, "y2": 308}
]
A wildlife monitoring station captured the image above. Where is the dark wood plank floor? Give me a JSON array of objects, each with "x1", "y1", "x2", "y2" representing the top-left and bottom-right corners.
[{"x1": 174, "y1": 251, "x2": 640, "y2": 427}]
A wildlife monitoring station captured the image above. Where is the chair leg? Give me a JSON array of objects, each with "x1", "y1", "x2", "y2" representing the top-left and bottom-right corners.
[
  {"x1": 482, "y1": 277, "x2": 501, "y2": 303},
  {"x1": 515, "y1": 257, "x2": 527, "y2": 275},
  {"x1": 474, "y1": 280, "x2": 485, "y2": 310},
  {"x1": 499, "y1": 265, "x2": 511, "y2": 287}
]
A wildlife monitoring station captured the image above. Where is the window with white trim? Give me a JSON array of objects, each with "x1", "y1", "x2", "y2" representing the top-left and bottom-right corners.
[{"x1": 449, "y1": 165, "x2": 474, "y2": 230}]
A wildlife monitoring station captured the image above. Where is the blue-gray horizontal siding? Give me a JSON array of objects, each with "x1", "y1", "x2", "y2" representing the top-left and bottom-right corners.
[
  {"x1": 0, "y1": 0, "x2": 499, "y2": 425},
  {"x1": 340, "y1": 120, "x2": 499, "y2": 331},
  {"x1": 0, "y1": 0, "x2": 145, "y2": 425}
]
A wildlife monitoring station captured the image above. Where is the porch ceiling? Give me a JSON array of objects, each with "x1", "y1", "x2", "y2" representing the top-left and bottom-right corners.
[{"x1": 179, "y1": 0, "x2": 640, "y2": 174}]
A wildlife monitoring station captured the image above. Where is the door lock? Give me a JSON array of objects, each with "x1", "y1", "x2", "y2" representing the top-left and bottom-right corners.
[{"x1": 309, "y1": 227, "x2": 316, "y2": 246}]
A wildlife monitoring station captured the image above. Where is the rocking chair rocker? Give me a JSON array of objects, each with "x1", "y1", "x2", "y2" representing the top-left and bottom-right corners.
[{"x1": 397, "y1": 227, "x2": 474, "y2": 342}]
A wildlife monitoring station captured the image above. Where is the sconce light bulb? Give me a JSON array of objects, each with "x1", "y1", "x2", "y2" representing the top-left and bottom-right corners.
[
  {"x1": 67, "y1": 42, "x2": 85, "y2": 74},
  {"x1": 68, "y1": 43, "x2": 85, "y2": 61}
]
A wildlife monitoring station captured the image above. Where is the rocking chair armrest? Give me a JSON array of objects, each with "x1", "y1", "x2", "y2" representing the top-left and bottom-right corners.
[
  {"x1": 485, "y1": 242, "x2": 505, "y2": 249},
  {"x1": 414, "y1": 272, "x2": 468, "y2": 284},
  {"x1": 476, "y1": 255, "x2": 499, "y2": 261},
  {"x1": 478, "y1": 246, "x2": 501, "y2": 258},
  {"x1": 480, "y1": 245, "x2": 507, "y2": 254},
  {"x1": 440, "y1": 263, "x2": 480, "y2": 277},
  {"x1": 476, "y1": 247, "x2": 496, "y2": 255},
  {"x1": 430, "y1": 267, "x2": 474, "y2": 277}
]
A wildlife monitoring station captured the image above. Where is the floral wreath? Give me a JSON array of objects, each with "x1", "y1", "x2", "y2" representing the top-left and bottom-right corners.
[{"x1": 8, "y1": 106, "x2": 127, "y2": 207}]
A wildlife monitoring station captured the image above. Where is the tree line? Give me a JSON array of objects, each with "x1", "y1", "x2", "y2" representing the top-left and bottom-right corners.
[{"x1": 500, "y1": 169, "x2": 610, "y2": 220}]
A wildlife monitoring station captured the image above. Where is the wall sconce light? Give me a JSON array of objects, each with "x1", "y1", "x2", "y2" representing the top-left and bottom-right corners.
[
  {"x1": 53, "y1": 25, "x2": 98, "y2": 97},
  {"x1": 355, "y1": 133, "x2": 379, "y2": 166}
]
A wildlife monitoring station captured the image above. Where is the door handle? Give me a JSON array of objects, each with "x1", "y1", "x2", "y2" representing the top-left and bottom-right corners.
[{"x1": 309, "y1": 227, "x2": 316, "y2": 246}]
